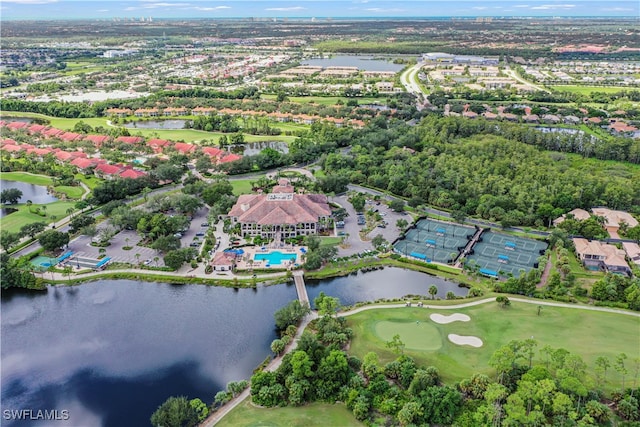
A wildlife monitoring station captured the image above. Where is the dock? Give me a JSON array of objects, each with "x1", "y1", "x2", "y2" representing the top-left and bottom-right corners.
[{"x1": 293, "y1": 270, "x2": 310, "y2": 306}]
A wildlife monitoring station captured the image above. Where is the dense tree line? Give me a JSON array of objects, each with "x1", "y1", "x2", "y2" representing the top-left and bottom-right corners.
[
  {"x1": 0, "y1": 253, "x2": 38, "y2": 289},
  {"x1": 247, "y1": 294, "x2": 640, "y2": 425},
  {"x1": 89, "y1": 176, "x2": 159, "y2": 205}
]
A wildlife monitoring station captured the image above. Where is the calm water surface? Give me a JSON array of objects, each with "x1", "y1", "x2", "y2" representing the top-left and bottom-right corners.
[
  {"x1": 302, "y1": 55, "x2": 405, "y2": 72},
  {"x1": 1, "y1": 268, "x2": 465, "y2": 426},
  {"x1": 0, "y1": 180, "x2": 58, "y2": 218}
]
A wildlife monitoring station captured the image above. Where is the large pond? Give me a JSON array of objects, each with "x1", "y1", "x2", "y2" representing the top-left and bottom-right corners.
[
  {"x1": 302, "y1": 55, "x2": 405, "y2": 72},
  {"x1": 0, "y1": 180, "x2": 58, "y2": 218},
  {"x1": 1, "y1": 268, "x2": 466, "y2": 427},
  {"x1": 123, "y1": 120, "x2": 187, "y2": 129},
  {"x1": 229, "y1": 141, "x2": 289, "y2": 156}
]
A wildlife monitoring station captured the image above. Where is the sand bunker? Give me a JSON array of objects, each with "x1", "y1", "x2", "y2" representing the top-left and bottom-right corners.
[
  {"x1": 429, "y1": 313, "x2": 470, "y2": 324},
  {"x1": 448, "y1": 334, "x2": 483, "y2": 347}
]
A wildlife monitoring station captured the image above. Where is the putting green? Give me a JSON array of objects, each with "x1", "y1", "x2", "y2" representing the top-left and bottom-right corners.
[{"x1": 374, "y1": 320, "x2": 442, "y2": 351}]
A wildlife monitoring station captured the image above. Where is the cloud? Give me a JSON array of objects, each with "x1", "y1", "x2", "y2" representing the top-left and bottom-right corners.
[
  {"x1": 514, "y1": 4, "x2": 530, "y2": 8},
  {"x1": 530, "y1": 4, "x2": 575, "y2": 10},
  {"x1": 365, "y1": 7, "x2": 406, "y2": 12},
  {"x1": 607, "y1": 7, "x2": 633, "y2": 11},
  {"x1": 472, "y1": 6, "x2": 488, "y2": 10},
  {"x1": 194, "y1": 5, "x2": 231, "y2": 11},
  {"x1": 265, "y1": 6, "x2": 305, "y2": 11},
  {"x1": 2, "y1": 0, "x2": 57, "y2": 3},
  {"x1": 97, "y1": 9, "x2": 109, "y2": 12}
]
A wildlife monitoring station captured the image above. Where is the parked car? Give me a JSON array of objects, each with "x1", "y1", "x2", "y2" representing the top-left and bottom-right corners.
[
  {"x1": 144, "y1": 259, "x2": 152, "y2": 266},
  {"x1": 201, "y1": 223, "x2": 210, "y2": 227},
  {"x1": 195, "y1": 232, "x2": 205, "y2": 237}
]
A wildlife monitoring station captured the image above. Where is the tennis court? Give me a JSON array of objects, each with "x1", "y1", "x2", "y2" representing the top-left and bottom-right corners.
[
  {"x1": 466, "y1": 231, "x2": 547, "y2": 277},
  {"x1": 394, "y1": 218, "x2": 475, "y2": 264}
]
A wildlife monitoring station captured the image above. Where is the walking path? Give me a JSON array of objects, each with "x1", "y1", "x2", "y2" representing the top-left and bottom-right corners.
[
  {"x1": 337, "y1": 296, "x2": 640, "y2": 318},
  {"x1": 200, "y1": 311, "x2": 319, "y2": 426}
]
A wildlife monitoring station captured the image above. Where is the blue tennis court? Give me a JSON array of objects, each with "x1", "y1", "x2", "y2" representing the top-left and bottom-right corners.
[
  {"x1": 465, "y1": 231, "x2": 547, "y2": 277},
  {"x1": 394, "y1": 218, "x2": 475, "y2": 264}
]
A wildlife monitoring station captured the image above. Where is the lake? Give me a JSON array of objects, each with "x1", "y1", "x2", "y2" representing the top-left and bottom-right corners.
[
  {"x1": 0, "y1": 180, "x2": 58, "y2": 218},
  {"x1": 123, "y1": 120, "x2": 187, "y2": 130},
  {"x1": 229, "y1": 141, "x2": 289, "y2": 156},
  {"x1": 302, "y1": 55, "x2": 405, "y2": 72},
  {"x1": 1, "y1": 268, "x2": 466, "y2": 426}
]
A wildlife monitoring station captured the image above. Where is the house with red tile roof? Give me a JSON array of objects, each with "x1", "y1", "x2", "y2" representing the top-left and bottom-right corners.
[
  {"x1": 0, "y1": 139, "x2": 18, "y2": 147},
  {"x1": 119, "y1": 169, "x2": 147, "y2": 179},
  {"x1": 219, "y1": 153, "x2": 242, "y2": 163},
  {"x1": 116, "y1": 136, "x2": 144, "y2": 145},
  {"x1": 228, "y1": 180, "x2": 331, "y2": 239},
  {"x1": 42, "y1": 128, "x2": 65, "y2": 138},
  {"x1": 134, "y1": 108, "x2": 159, "y2": 117},
  {"x1": 84, "y1": 135, "x2": 111, "y2": 146},
  {"x1": 71, "y1": 157, "x2": 98, "y2": 170},
  {"x1": 192, "y1": 107, "x2": 217, "y2": 116},
  {"x1": 202, "y1": 146, "x2": 224, "y2": 158},
  {"x1": 146, "y1": 138, "x2": 171, "y2": 153},
  {"x1": 173, "y1": 142, "x2": 196, "y2": 154},
  {"x1": 162, "y1": 107, "x2": 188, "y2": 116},
  {"x1": 27, "y1": 124, "x2": 48, "y2": 134},
  {"x1": 27, "y1": 147, "x2": 54, "y2": 157},
  {"x1": 95, "y1": 163, "x2": 124, "y2": 178},
  {"x1": 60, "y1": 132, "x2": 84, "y2": 142},
  {"x1": 608, "y1": 121, "x2": 638, "y2": 135},
  {"x1": 6, "y1": 121, "x2": 29, "y2": 131},
  {"x1": 1, "y1": 144, "x2": 23, "y2": 153}
]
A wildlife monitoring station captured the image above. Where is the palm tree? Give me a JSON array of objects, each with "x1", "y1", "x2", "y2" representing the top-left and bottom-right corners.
[
  {"x1": 135, "y1": 253, "x2": 141, "y2": 265},
  {"x1": 66, "y1": 207, "x2": 75, "y2": 218},
  {"x1": 429, "y1": 285, "x2": 438, "y2": 300},
  {"x1": 154, "y1": 256, "x2": 159, "y2": 266},
  {"x1": 26, "y1": 200, "x2": 33, "y2": 213},
  {"x1": 50, "y1": 215, "x2": 57, "y2": 227},
  {"x1": 41, "y1": 205, "x2": 47, "y2": 217}
]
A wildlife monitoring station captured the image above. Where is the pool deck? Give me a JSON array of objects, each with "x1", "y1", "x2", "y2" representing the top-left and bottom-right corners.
[{"x1": 234, "y1": 245, "x2": 307, "y2": 271}]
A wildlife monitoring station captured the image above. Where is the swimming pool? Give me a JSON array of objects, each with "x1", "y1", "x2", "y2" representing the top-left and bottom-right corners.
[
  {"x1": 30, "y1": 255, "x2": 56, "y2": 269},
  {"x1": 254, "y1": 251, "x2": 297, "y2": 266}
]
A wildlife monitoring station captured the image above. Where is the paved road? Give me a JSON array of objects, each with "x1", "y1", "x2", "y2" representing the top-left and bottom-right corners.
[
  {"x1": 503, "y1": 66, "x2": 550, "y2": 93},
  {"x1": 399, "y1": 61, "x2": 428, "y2": 108}
]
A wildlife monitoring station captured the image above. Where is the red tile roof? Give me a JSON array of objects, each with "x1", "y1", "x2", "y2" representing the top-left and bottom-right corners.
[
  {"x1": 43, "y1": 128, "x2": 65, "y2": 137},
  {"x1": 202, "y1": 146, "x2": 224, "y2": 158},
  {"x1": 116, "y1": 136, "x2": 144, "y2": 144},
  {"x1": 84, "y1": 135, "x2": 111, "y2": 146},
  {"x1": 229, "y1": 193, "x2": 330, "y2": 226},
  {"x1": 60, "y1": 132, "x2": 84, "y2": 142},
  {"x1": 219, "y1": 153, "x2": 242, "y2": 163},
  {"x1": 27, "y1": 124, "x2": 48, "y2": 134},
  {"x1": 119, "y1": 169, "x2": 147, "y2": 179},
  {"x1": 2, "y1": 144, "x2": 23, "y2": 152},
  {"x1": 174, "y1": 142, "x2": 196, "y2": 153},
  {"x1": 71, "y1": 158, "x2": 97, "y2": 169},
  {"x1": 96, "y1": 163, "x2": 124, "y2": 175},
  {"x1": 6, "y1": 121, "x2": 29, "y2": 130}
]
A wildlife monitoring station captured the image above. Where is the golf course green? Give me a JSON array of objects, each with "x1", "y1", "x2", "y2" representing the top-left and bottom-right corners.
[{"x1": 374, "y1": 320, "x2": 443, "y2": 351}]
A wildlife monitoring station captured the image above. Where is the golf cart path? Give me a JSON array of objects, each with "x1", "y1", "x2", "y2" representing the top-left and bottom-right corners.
[{"x1": 338, "y1": 297, "x2": 640, "y2": 318}]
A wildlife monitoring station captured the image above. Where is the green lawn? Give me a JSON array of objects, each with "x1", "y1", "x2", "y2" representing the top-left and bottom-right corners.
[
  {"x1": 261, "y1": 94, "x2": 384, "y2": 106},
  {"x1": 230, "y1": 179, "x2": 255, "y2": 195},
  {"x1": 74, "y1": 173, "x2": 102, "y2": 190},
  {"x1": 0, "y1": 201, "x2": 76, "y2": 234},
  {"x1": 346, "y1": 302, "x2": 639, "y2": 393},
  {"x1": 1, "y1": 171, "x2": 53, "y2": 186},
  {"x1": 319, "y1": 236, "x2": 343, "y2": 247},
  {"x1": 550, "y1": 85, "x2": 631, "y2": 95},
  {"x1": 54, "y1": 185, "x2": 85, "y2": 199},
  {"x1": 217, "y1": 400, "x2": 362, "y2": 427}
]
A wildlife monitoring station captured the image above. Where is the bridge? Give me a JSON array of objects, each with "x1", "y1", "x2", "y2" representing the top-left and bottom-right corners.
[{"x1": 292, "y1": 270, "x2": 310, "y2": 306}]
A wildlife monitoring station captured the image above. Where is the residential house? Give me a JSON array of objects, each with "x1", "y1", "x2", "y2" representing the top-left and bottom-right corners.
[
  {"x1": 553, "y1": 208, "x2": 591, "y2": 226},
  {"x1": 622, "y1": 242, "x2": 640, "y2": 267},
  {"x1": 105, "y1": 108, "x2": 133, "y2": 117},
  {"x1": 84, "y1": 135, "x2": 111, "y2": 147},
  {"x1": 60, "y1": 132, "x2": 84, "y2": 142},
  {"x1": 119, "y1": 169, "x2": 147, "y2": 179},
  {"x1": 591, "y1": 208, "x2": 639, "y2": 238},
  {"x1": 116, "y1": 136, "x2": 144, "y2": 145},
  {"x1": 134, "y1": 108, "x2": 159, "y2": 117},
  {"x1": 173, "y1": 142, "x2": 196, "y2": 154},
  {"x1": 542, "y1": 114, "x2": 561, "y2": 124},
  {"x1": 573, "y1": 238, "x2": 631, "y2": 275},
  {"x1": 95, "y1": 163, "x2": 124, "y2": 179},
  {"x1": 162, "y1": 107, "x2": 188, "y2": 116}
]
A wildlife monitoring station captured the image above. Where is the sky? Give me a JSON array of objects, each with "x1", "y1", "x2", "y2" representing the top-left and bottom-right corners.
[{"x1": 0, "y1": 0, "x2": 638, "y2": 20}]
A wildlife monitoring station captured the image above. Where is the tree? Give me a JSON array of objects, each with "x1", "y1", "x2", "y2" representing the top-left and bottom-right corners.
[
  {"x1": 69, "y1": 214, "x2": 95, "y2": 233},
  {"x1": 428, "y1": 285, "x2": 438, "y2": 300},
  {"x1": 496, "y1": 295, "x2": 511, "y2": 307},
  {"x1": 595, "y1": 356, "x2": 611, "y2": 387},
  {"x1": 38, "y1": 230, "x2": 69, "y2": 252},
  {"x1": 150, "y1": 396, "x2": 199, "y2": 427},
  {"x1": 615, "y1": 353, "x2": 628, "y2": 391},
  {"x1": 1, "y1": 188, "x2": 23, "y2": 204},
  {"x1": 0, "y1": 230, "x2": 20, "y2": 252},
  {"x1": 274, "y1": 300, "x2": 310, "y2": 332},
  {"x1": 271, "y1": 338, "x2": 285, "y2": 355},
  {"x1": 371, "y1": 234, "x2": 387, "y2": 250},
  {"x1": 1, "y1": 253, "x2": 37, "y2": 289},
  {"x1": 396, "y1": 218, "x2": 408, "y2": 231},
  {"x1": 20, "y1": 222, "x2": 47, "y2": 239},
  {"x1": 389, "y1": 199, "x2": 405, "y2": 212},
  {"x1": 314, "y1": 292, "x2": 340, "y2": 317},
  {"x1": 386, "y1": 334, "x2": 405, "y2": 355}
]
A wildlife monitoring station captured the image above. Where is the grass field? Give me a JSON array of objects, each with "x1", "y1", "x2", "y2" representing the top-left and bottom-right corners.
[
  {"x1": 319, "y1": 236, "x2": 344, "y2": 247},
  {"x1": 346, "y1": 302, "x2": 639, "y2": 392},
  {"x1": 230, "y1": 179, "x2": 254, "y2": 195},
  {"x1": 376, "y1": 320, "x2": 443, "y2": 351},
  {"x1": 1, "y1": 171, "x2": 53, "y2": 186},
  {"x1": 217, "y1": 400, "x2": 361, "y2": 427},
  {"x1": 0, "y1": 201, "x2": 76, "y2": 233},
  {"x1": 74, "y1": 174, "x2": 102, "y2": 190},
  {"x1": 550, "y1": 85, "x2": 631, "y2": 95},
  {"x1": 261, "y1": 94, "x2": 384, "y2": 106}
]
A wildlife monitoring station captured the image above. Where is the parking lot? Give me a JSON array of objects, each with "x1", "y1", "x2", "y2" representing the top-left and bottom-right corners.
[
  {"x1": 363, "y1": 200, "x2": 407, "y2": 246},
  {"x1": 68, "y1": 228, "x2": 163, "y2": 267},
  {"x1": 179, "y1": 207, "x2": 210, "y2": 250}
]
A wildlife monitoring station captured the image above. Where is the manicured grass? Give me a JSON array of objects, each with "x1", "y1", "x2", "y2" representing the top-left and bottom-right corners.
[
  {"x1": 217, "y1": 400, "x2": 362, "y2": 427},
  {"x1": 347, "y1": 302, "x2": 639, "y2": 392},
  {"x1": 261, "y1": 94, "x2": 384, "y2": 106},
  {"x1": 550, "y1": 85, "x2": 631, "y2": 95},
  {"x1": 74, "y1": 174, "x2": 102, "y2": 190},
  {"x1": 54, "y1": 185, "x2": 84, "y2": 199},
  {"x1": 375, "y1": 319, "x2": 443, "y2": 351},
  {"x1": 129, "y1": 128, "x2": 298, "y2": 144},
  {"x1": 0, "y1": 201, "x2": 76, "y2": 234},
  {"x1": 319, "y1": 236, "x2": 343, "y2": 247},
  {"x1": 1, "y1": 171, "x2": 53, "y2": 186},
  {"x1": 230, "y1": 179, "x2": 255, "y2": 195}
]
